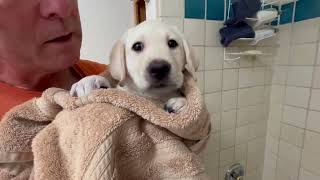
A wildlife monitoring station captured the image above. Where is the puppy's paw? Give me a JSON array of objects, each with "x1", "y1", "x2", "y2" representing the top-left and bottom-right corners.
[
  {"x1": 164, "y1": 97, "x2": 187, "y2": 114},
  {"x1": 70, "y1": 75, "x2": 111, "y2": 97}
]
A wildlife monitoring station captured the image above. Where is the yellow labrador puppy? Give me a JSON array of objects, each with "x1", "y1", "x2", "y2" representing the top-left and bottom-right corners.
[{"x1": 71, "y1": 20, "x2": 198, "y2": 113}]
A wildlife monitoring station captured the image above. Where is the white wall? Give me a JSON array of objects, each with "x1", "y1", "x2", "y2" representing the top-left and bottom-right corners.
[{"x1": 78, "y1": 0, "x2": 134, "y2": 64}]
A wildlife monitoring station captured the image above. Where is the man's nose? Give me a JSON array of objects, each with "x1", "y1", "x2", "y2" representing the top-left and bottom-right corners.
[{"x1": 40, "y1": 0, "x2": 77, "y2": 19}]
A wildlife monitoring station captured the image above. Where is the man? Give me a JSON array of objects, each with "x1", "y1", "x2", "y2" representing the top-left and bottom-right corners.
[{"x1": 0, "y1": 0, "x2": 106, "y2": 119}]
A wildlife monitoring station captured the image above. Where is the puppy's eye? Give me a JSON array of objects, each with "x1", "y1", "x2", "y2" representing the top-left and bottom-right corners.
[
  {"x1": 168, "y1": 39, "x2": 178, "y2": 49},
  {"x1": 132, "y1": 42, "x2": 144, "y2": 52}
]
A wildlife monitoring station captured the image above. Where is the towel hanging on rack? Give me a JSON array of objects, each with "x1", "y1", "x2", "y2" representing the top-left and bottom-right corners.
[
  {"x1": 245, "y1": 9, "x2": 279, "y2": 28},
  {"x1": 219, "y1": 21, "x2": 255, "y2": 47},
  {"x1": 226, "y1": 0, "x2": 262, "y2": 25}
]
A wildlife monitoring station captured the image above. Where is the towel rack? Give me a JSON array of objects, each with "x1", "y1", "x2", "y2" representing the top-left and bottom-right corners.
[{"x1": 223, "y1": 0, "x2": 298, "y2": 62}]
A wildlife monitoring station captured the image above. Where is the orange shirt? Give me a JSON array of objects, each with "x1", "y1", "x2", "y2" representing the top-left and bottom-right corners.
[{"x1": 0, "y1": 60, "x2": 107, "y2": 119}]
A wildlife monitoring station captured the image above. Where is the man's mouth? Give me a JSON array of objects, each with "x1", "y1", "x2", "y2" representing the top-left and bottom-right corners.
[{"x1": 45, "y1": 33, "x2": 73, "y2": 44}]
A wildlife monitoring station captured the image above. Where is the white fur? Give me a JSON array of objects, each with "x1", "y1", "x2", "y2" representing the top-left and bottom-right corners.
[{"x1": 71, "y1": 21, "x2": 198, "y2": 113}]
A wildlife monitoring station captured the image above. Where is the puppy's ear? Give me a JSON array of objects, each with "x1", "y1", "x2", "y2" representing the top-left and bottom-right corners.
[
  {"x1": 182, "y1": 37, "x2": 199, "y2": 80},
  {"x1": 109, "y1": 35, "x2": 127, "y2": 84}
]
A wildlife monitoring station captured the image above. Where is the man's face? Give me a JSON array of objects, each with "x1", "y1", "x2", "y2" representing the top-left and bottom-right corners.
[{"x1": 0, "y1": 0, "x2": 82, "y2": 73}]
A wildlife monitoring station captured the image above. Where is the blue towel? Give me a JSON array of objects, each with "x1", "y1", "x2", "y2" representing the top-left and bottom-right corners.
[
  {"x1": 227, "y1": 0, "x2": 262, "y2": 25},
  {"x1": 219, "y1": 21, "x2": 255, "y2": 47}
]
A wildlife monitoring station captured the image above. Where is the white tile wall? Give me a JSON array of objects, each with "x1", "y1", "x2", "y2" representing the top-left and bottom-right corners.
[
  {"x1": 193, "y1": 46, "x2": 205, "y2": 71},
  {"x1": 287, "y1": 66, "x2": 314, "y2": 87},
  {"x1": 221, "y1": 110, "x2": 237, "y2": 131},
  {"x1": 159, "y1": 0, "x2": 183, "y2": 17},
  {"x1": 223, "y1": 69, "x2": 238, "y2": 90},
  {"x1": 220, "y1": 129, "x2": 235, "y2": 149},
  {"x1": 222, "y1": 90, "x2": 237, "y2": 111},
  {"x1": 309, "y1": 89, "x2": 320, "y2": 111},
  {"x1": 292, "y1": 18, "x2": 320, "y2": 44},
  {"x1": 205, "y1": 70, "x2": 222, "y2": 93},
  {"x1": 285, "y1": 86, "x2": 310, "y2": 108},
  {"x1": 290, "y1": 43, "x2": 317, "y2": 65},
  {"x1": 238, "y1": 86, "x2": 265, "y2": 107},
  {"x1": 306, "y1": 110, "x2": 320, "y2": 133},
  {"x1": 282, "y1": 105, "x2": 307, "y2": 128},
  {"x1": 184, "y1": 19, "x2": 205, "y2": 46},
  {"x1": 205, "y1": 47, "x2": 224, "y2": 70},
  {"x1": 299, "y1": 168, "x2": 320, "y2": 180},
  {"x1": 239, "y1": 67, "x2": 265, "y2": 88},
  {"x1": 205, "y1": 20, "x2": 223, "y2": 46},
  {"x1": 219, "y1": 147, "x2": 235, "y2": 167},
  {"x1": 160, "y1": 17, "x2": 184, "y2": 31},
  {"x1": 301, "y1": 131, "x2": 320, "y2": 175},
  {"x1": 272, "y1": 66, "x2": 288, "y2": 85},
  {"x1": 205, "y1": 92, "x2": 222, "y2": 113},
  {"x1": 237, "y1": 105, "x2": 265, "y2": 127},
  {"x1": 280, "y1": 123, "x2": 305, "y2": 147},
  {"x1": 312, "y1": 66, "x2": 320, "y2": 88}
]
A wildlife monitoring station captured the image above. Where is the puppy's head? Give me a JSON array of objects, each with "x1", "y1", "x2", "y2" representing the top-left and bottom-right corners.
[{"x1": 109, "y1": 20, "x2": 198, "y2": 94}]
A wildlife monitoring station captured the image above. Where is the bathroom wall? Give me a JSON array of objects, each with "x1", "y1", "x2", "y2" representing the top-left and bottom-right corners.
[
  {"x1": 262, "y1": 0, "x2": 320, "y2": 179},
  {"x1": 157, "y1": 0, "x2": 273, "y2": 179},
  {"x1": 78, "y1": 0, "x2": 134, "y2": 64},
  {"x1": 155, "y1": 0, "x2": 320, "y2": 180}
]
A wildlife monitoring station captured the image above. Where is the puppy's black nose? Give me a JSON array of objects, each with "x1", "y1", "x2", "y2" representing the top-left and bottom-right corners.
[{"x1": 147, "y1": 60, "x2": 171, "y2": 81}]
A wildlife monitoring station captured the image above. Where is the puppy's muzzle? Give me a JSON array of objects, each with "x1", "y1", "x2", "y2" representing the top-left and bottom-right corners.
[{"x1": 147, "y1": 60, "x2": 171, "y2": 81}]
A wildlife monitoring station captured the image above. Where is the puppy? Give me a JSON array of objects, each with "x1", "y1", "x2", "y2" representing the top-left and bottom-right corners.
[{"x1": 71, "y1": 21, "x2": 199, "y2": 113}]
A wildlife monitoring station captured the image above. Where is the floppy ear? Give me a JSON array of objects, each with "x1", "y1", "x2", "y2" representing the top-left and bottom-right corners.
[
  {"x1": 109, "y1": 37, "x2": 127, "y2": 84},
  {"x1": 182, "y1": 37, "x2": 199, "y2": 79}
]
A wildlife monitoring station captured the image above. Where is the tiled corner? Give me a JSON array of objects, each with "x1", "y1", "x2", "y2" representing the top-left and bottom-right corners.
[
  {"x1": 265, "y1": 135, "x2": 279, "y2": 154},
  {"x1": 159, "y1": 0, "x2": 183, "y2": 17},
  {"x1": 249, "y1": 121, "x2": 267, "y2": 140},
  {"x1": 262, "y1": 150, "x2": 277, "y2": 180},
  {"x1": 184, "y1": 19, "x2": 205, "y2": 46},
  {"x1": 272, "y1": 66, "x2": 288, "y2": 85},
  {"x1": 270, "y1": 85, "x2": 286, "y2": 105}
]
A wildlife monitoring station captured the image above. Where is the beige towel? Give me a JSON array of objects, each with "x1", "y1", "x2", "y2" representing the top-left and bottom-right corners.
[{"x1": 0, "y1": 74, "x2": 211, "y2": 180}]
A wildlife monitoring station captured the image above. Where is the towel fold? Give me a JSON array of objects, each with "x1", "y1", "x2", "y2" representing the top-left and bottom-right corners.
[{"x1": 0, "y1": 73, "x2": 211, "y2": 180}]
